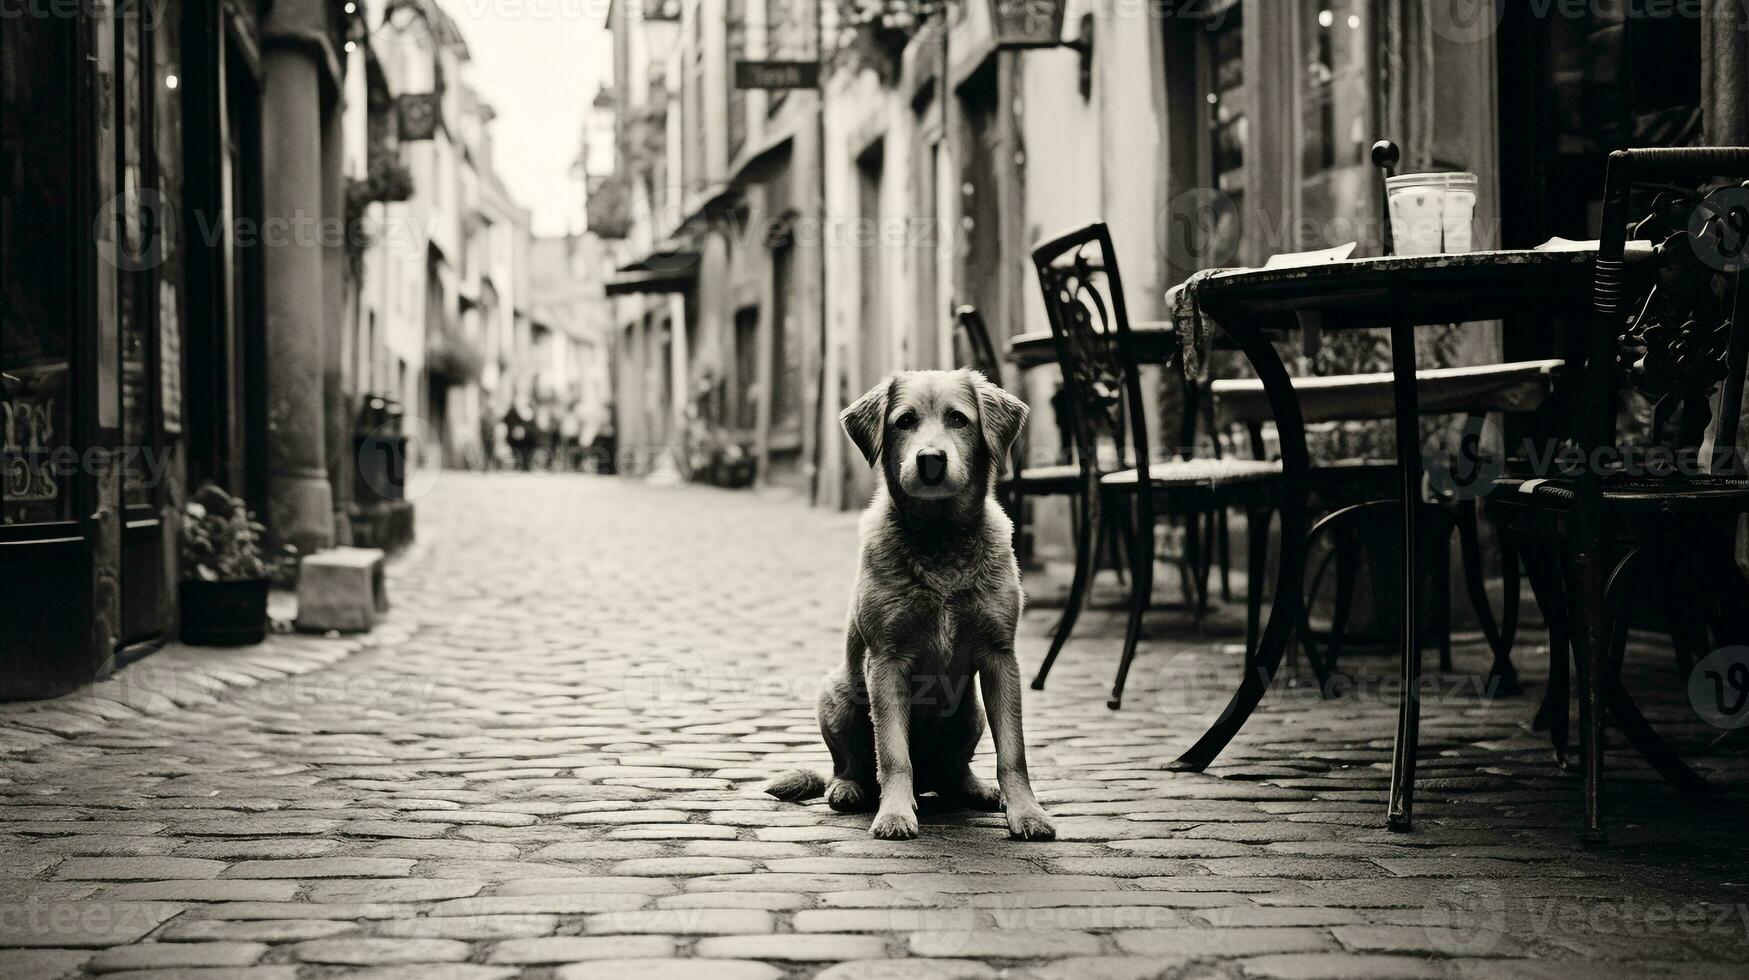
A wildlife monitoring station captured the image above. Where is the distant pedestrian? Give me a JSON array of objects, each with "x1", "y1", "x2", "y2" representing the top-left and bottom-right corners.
[
  {"x1": 591, "y1": 404, "x2": 618, "y2": 475},
  {"x1": 504, "y1": 402, "x2": 534, "y2": 471},
  {"x1": 560, "y1": 401, "x2": 585, "y2": 471}
]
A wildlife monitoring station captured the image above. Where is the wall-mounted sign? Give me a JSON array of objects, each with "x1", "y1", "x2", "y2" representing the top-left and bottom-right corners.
[
  {"x1": 987, "y1": 0, "x2": 1068, "y2": 49},
  {"x1": 735, "y1": 60, "x2": 819, "y2": 90},
  {"x1": 397, "y1": 94, "x2": 440, "y2": 141}
]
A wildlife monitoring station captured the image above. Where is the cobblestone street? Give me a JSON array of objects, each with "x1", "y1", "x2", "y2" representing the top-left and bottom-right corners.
[{"x1": 3, "y1": 473, "x2": 1747, "y2": 979}]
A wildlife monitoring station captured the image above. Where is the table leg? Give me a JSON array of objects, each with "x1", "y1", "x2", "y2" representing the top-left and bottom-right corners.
[
  {"x1": 1386, "y1": 299, "x2": 1424, "y2": 832},
  {"x1": 1169, "y1": 318, "x2": 1308, "y2": 772}
]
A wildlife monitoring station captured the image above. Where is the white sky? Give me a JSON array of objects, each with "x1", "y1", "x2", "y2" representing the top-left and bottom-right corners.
[{"x1": 438, "y1": 0, "x2": 615, "y2": 237}]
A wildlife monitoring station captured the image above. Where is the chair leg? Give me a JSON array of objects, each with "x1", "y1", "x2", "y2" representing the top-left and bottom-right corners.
[
  {"x1": 1458, "y1": 499, "x2": 1520, "y2": 694},
  {"x1": 1297, "y1": 541, "x2": 1341, "y2": 691},
  {"x1": 1384, "y1": 305, "x2": 1425, "y2": 834},
  {"x1": 1434, "y1": 511, "x2": 1454, "y2": 675},
  {"x1": 1032, "y1": 489, "x2": 1098, "y2": 691},
  {"x1": 1571, "y1": 547, "x2": 1609, "y2": 846},
  {"x1": 1181, "y1": 513, "x2": 1205, "y2": 618},
  {"x1": 1303, "y1": 531, "x2": 1358, "y2": 695},
  {"x1": 1246, "y1": 504, "x2": 1269, "y2": 659},
  {"x1": 1217, "y1": 507, "x2": 1233, "y2": 604},
  {"x1": 1195, "y1": 509, "x2": 1217, "y2": 618},
  {"x1": 1110, "y1": 499, "x2": 1156, "y2": 710},
  {"x1": 1107, "y1": 503, "x2": 1131, "y2": 587},
  {"x1": 1499, "y1": 524, "x2": 1523, "y2": 683}
]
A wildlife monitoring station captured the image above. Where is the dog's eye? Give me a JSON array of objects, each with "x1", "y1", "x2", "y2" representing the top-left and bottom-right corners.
[
  {"x1": 944, "y1": 410, "x2": 971, "y2": 429},
  {"x1": 894, "y1": 412, "x2": 919, "y2": 430}
]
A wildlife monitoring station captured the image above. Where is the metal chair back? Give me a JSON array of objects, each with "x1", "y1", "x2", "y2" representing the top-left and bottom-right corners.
[
  {"x1": 1589, "y1": 149, "x2": 1749, "y2": 482},
  {"x1": 954, "y1": 305, "x2": 1027, "y2": 480},
  {"x1": 1030, "y1": 223, "x2": 1152, "y2": 486}
]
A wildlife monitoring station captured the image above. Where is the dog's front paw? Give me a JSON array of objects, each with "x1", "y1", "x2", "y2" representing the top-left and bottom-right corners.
[
  {"x1": 1006, "y1": 806, "x2": 1056, "y2": 841},
  {"x1": 869, "y1": 809, "x2": 919, "y2": 839}
]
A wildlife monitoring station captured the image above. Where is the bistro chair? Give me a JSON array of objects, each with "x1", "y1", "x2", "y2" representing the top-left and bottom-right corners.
[
  {"x1": 953, "y1": 306, "x2": 1076, "y2": 537},
  {"x1": 1028, "y1": 223, "x2": 1281, "y2": 709},
  {"x1": 1480, "y1": 147, "x2": 1749, "y2": 842}
]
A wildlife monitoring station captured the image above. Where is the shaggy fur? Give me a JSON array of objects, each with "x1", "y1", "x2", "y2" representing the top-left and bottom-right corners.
[{"x1": 766, "y1": 369, "x2": 1056, "y2": 840}]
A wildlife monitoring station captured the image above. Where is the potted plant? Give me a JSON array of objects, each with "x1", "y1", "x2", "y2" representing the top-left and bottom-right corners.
[{"x1": 178, "y1": 484, "x2": 275, "y2": 646}]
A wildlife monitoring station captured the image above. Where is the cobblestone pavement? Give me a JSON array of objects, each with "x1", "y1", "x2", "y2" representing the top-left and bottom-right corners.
[{"x1": 3, "y1": 473, "x2": 1747, "y2": 980}]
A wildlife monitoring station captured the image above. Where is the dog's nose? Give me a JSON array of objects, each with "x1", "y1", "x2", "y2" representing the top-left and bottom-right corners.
[{"x1": 916, "y1": 450, "x2": 948, "y2": 486}]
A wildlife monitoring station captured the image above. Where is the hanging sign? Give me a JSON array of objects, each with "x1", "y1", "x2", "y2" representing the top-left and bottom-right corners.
[{"x1": 735, "y1": 60, "x2": 819, "y2": 90}]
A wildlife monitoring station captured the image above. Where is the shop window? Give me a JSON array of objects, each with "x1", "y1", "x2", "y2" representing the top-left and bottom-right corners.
[
  {"x1": 1208, "y1": 11, "x2": 1245, "y2": 198},
  {"x1": 1297, "y1": 0, "x2": 1375, "y2": 250},
  {"x1": 2, "y1": 10, "x2": 78, "y2": 527}
]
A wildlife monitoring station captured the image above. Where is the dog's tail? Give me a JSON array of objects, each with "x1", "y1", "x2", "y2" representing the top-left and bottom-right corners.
[{"x1": 765, "y1": 770, "x2": 828, "y2": 802}]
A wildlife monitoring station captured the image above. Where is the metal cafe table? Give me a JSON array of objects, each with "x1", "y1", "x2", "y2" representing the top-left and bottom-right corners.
[{"x1": 1011, "y1": 247, "x2": 1632, "y2": 832}]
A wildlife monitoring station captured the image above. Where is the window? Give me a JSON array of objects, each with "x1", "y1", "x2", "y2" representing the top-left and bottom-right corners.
[
  {"x1": 1297, "y1": 0, "x2": 1375, "y2": 249},
  {"x1": 727, "y1": 0, "x2": 748, "y2": 159},
  {"x1": 2, "y1": 8, "x2": 79, "y2": 525}
]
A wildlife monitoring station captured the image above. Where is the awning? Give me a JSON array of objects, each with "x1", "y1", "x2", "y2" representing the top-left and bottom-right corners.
[
  {"x1": 604, "y1": 266, "x2": 696, "y2": 296},
  {"x1": 606, "y1": 244, "x2": 700, "y2": 295}
]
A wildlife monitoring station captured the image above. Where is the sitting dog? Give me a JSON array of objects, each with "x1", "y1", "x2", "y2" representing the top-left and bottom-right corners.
[{"x1": 766, "y1": 369, "x2": 1056, "y2": 840}]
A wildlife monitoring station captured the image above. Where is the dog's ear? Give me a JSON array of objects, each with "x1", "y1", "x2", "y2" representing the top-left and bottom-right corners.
[
  {"x1": 841, "y1": 378, "x2": 892, "y2": 467},
  {"x1": 971, "y1": 371, "x2": 1028, "y2": 466}
]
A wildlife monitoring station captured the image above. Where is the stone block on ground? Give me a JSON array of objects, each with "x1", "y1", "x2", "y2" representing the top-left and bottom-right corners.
[{"x1": 295, "y1": 547, "x2": 388, "y2": 633}]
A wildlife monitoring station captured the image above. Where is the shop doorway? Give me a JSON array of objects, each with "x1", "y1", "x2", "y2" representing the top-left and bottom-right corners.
[
  {"x1": 2, "y1": 6, "x2": 100, "y2": 696},
  {"x1": 1496, "y1": 4, "x2": 1702, "y2": 366}
]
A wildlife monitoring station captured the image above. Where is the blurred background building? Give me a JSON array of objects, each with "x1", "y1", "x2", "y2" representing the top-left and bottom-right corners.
[{"x1": 0, "y1": 0, "x2": 614, "y2": 696}]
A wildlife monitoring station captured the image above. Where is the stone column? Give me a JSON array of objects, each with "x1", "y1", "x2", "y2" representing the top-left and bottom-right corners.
[
  {"x1": 261, "y1": 28, "x2": 335, "y2": 556},
  {"x1": 322, "y1": 99, "x2": 354, "y2": 544}
]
